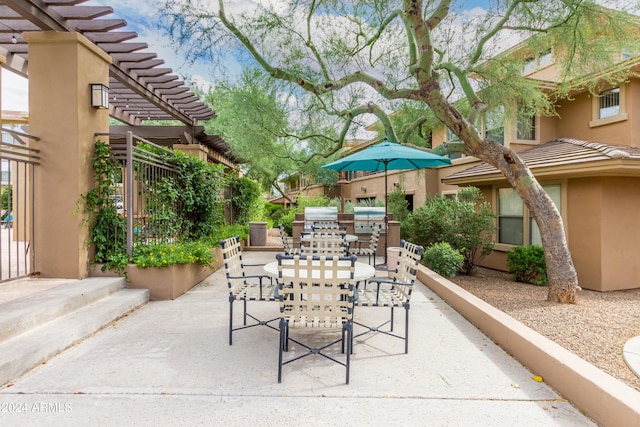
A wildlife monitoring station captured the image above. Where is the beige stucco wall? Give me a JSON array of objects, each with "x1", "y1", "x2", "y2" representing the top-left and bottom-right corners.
[
  {"x1": 556, "y1": 86, "x2": 632, "y2": 146},
  {"x1": 567, "y1": 177, "x2": 603, "y2": 291},
  {"x1": 25, "y1": 31, "x2": 111, "y2": 278},
  {"x1": 629, "y1": 79, "x2": 640, "y2": 147},
  {"x1": 599, "y1": 177, "x2": 640, "y2": 290},
  {"x1": 567, "y1": 176, "x2": 640, "y2": 291}
]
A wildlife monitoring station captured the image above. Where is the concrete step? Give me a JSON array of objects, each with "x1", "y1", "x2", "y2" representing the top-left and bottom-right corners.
[
  {"x1": 0, "y1": 278, "x2": 149, "y2": 387},
  {"x1": 0, "y1": 277, "x2": 126, "y2": 342}
]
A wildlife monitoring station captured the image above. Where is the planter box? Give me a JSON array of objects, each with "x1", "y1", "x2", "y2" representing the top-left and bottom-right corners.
[{"x1": 90, "y1": 247, "x2": 224, "y2": 301}]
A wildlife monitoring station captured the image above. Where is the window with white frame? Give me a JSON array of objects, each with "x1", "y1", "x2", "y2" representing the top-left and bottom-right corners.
[
  {"x1": 523, "y1": 57, "x2": 536, "y2": 74},
  {"x1": 446, "y1": 127, "x2": 462, "y2": 159},
  {"x1": 516, "y1": 113, "x2": 536, "y2": 141},
  {"x1": 598, "y1": 88, "x2": 620, "y2": 119},
  {"x1": 529, "y1": 185, "x2": 561, "y2": 246},
  {"x1": 538, "y1": 48, "x2": 553, "y2": 67},
  {"x1": 497, "y1": 184, "x2": 562, "y2": 246},
  {"x1": 484, "y1": 106, "x2": 504, "y2": 145},
  {"x1": 590, "y1": 85, "x2": 627, "y2": 127},
  {"x1": 522, "y1": 48, "x2": 553, "y2": 74},
  {"x1": 498, "y1": 188, "x2": 523, "y2": 245}
]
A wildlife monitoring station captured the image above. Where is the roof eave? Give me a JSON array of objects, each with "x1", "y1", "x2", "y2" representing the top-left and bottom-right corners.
[{"x1": 443, "y1": 159, "x2": 640, "y2": 185}]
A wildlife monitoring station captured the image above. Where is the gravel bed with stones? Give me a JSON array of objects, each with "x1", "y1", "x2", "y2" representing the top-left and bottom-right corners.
[{"x1": 450, "y1": 267, "x2": 640, "y2": 393}]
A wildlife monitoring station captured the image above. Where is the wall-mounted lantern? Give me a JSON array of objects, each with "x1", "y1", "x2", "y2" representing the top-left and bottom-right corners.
[{"x1": 90, "y1": 83, "x2": 109, "y2": 109}]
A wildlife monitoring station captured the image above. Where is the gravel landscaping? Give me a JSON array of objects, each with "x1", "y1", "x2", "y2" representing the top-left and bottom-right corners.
[{"x1": 450, "y1": 267, "x2": 640, "y2": 393}]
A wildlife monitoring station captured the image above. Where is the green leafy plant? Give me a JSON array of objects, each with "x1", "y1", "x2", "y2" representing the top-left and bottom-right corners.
[
  {"x1": 1, "y1": 186, "x2": 12, "y2": 211},
  {"x1": 79, "y1": 140, "x2": 234, "y2": 273},
  {"x1": 278, "y1": 209, "x2": 297, "y2": 236},
  {"x1": 230, "y1": 175, "x2": 264, "y2": 225},
  {"x1": 422, "y1": 242, "x2": 464, "y2": 278},
  {"x1": 78, "y1": 140, "x2": 127, "y2": 272},
  {"x1": 132, "y1": 241, "x2": 214, "y2": 268},
  {"x1": 387, "y1": 186, "x2": 410, "y2": 223},
  {"x1": 405, "y1": 186, "x2": 495, "y2": 275},
  {"x1": 507, "y1": 245, "x2": 548, "y2": 285}
]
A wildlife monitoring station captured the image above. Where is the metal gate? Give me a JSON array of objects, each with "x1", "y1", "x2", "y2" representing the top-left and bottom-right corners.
[{"x1": 0, "y1": 127, "x2": 40, "y2": 282}]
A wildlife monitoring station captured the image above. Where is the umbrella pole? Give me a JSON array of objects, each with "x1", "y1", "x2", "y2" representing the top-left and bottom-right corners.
[
  {"x1": 384, "y1": 164, "x2": 388, "y2": 265},
  {"x1": 377, "y1": 162, "x2": 389, "y2": 270}
]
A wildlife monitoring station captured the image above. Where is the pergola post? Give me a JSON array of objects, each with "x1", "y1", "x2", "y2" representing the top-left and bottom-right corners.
[{"x1": 24, "y1": 31, "x2": 111, "y2": 278}]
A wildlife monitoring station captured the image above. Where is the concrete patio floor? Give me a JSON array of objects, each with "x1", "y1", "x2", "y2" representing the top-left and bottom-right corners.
[{"x1": 0, "y1": 251, "x2": 596, "y2": 426}]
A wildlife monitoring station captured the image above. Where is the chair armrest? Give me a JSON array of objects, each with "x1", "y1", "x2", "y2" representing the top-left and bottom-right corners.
[
  {"x1": 243, "y1": 262, "x2": 266, "y2": 267},
  {"x1": 367, "y1": 278, "x2": 412, "y2": 287},
  {"x1": 227, "y1": 273, "x2": 273, "y2": 284},
  {"x1": 366, "y1": 278, "x2": 413, "y2": 303}
]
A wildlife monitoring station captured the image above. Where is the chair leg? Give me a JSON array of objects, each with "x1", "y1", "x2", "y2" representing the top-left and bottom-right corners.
[
  {"x1": 243, "y1": 299, "x2": 248, "y2": 325},
  {"x1": 278, "y1": 319, "x2": 286, "y2": 383},
  {"x1": 229, "y1": 299, "x2": 234, "y2": 346},
  {"x1": 390, "y1": 307, "x2": 395, "y2": 331},
  {"x1": 346, "y1": 322, "x2": 352, "y2": 384},
  {"x1": 404, "y1": 304, "x2": 410, "y2": 354}
]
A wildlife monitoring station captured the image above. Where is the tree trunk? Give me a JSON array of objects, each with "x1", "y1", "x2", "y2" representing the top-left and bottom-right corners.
[
  {"x1": 476, "y1": 143, "x2": 580, "y2": 303},
  {"x1": 424, "y1": 79, "x2": 580, "y2": 303}
]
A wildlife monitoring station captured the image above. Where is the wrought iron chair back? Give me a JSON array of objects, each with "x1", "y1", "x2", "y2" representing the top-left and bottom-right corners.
[
  {"x1": 353, "y1": 224, "x2": 381, "y2": 265},
  {"x1": 220, "y1": 236, "x2": 278, "y2": 345},
  {"x1": 278, "y1": 223, "x2": 300, "y2": 255}
]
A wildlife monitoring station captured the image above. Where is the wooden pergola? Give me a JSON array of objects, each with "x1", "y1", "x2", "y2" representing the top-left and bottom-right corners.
[{"x1": 0, "y1": 0, "x2": 215, "y2": 127}]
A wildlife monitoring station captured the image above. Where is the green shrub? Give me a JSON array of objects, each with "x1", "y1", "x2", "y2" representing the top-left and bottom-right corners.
[
  {"x1": 132, "y1": 241, "x2": 214, "y2": 268},
  {"x1": 265, "y1": 202, "x2": 285, "y2": 223},
  {"x1": 387, "y1": 186, "x2": 410, "y2": 223},
  {"x1": 507, "y1": 245, "x2": 548, "y2": 285},
  {"x1": 328, "y1": 198, "x2": 355, "y2": 214},
  {"x1": 231, "y1": 176, "x2": 264, "y2": 225},
  {"x1": 405, "y1": 187, "x2": 495, "y2": 275},
  {"x1": 278, "y1": 209, "x2": 297, "y2": 235},
  {"x1": 422, "y1": 242, "x2": 464, "y2": 278}
]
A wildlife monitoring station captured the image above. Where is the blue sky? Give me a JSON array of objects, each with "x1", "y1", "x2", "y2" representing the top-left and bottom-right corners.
[{"x1": 2, "y1": 1, "x2": 493, "y2": 112}]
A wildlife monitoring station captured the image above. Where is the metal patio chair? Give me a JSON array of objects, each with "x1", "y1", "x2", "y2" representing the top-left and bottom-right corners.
[
  {"x1": 300, "y1": 232, "x2": 348, "y2": 257},
  {"x1": 311, "y1": 222, "x2": 347, "y2": 233},
  {"x1": 220, "y1": 236, "x2": 279, "y2": 345},
  {"x1": 352, "y1": 224, "x2": 381, "y2": 265},
  {"x1": 278, "y1": 223, "x2": 301, "y2": 255},
  {"x1": 276, "y1": 254, "x2": 357, "y2": 384},
  {"x1": 353, "y1": 240, "x2": 424, "y2": 353}
]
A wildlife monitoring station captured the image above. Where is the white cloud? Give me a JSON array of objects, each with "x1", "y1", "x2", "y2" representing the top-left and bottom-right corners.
[{"x1": 2, "y1": 70, "x2": 28, "y2": 112}]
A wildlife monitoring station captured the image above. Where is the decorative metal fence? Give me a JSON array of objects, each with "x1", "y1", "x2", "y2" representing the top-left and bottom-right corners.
[
  {"x1": 0, "y1": 127, "x2": 40, "y2": 282},
  {"x1": 103, "y1": 131, "x2": 183, "y2": 256}
]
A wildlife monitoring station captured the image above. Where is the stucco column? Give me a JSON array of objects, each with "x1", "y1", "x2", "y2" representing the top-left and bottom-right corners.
[{"x1": 24, "y1": 31, "x2": 111, "y2": 278}]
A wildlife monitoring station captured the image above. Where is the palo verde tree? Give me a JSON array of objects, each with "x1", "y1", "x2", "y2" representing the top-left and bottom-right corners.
[
  {"x1": 204, "y1": 66, "x2": 350, "y2": 202},
  {"x1": 162, "y1": 0, "x2": 640, "y2": 303}
]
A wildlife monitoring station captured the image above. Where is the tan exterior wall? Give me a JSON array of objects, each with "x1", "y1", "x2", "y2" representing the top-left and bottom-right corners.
[
  {"x1": 567, "y1": 176, "x2": 640, "y2": 291},
  {"x1": 599, "y1": 177, "x2": 640, "y2": 290},
  {"x1": 538, "y1": 114, "x2": 558, "y2": 147},
  {"x1": 567, "y1": 178, "x2": 603, "y2": 290},
  {"x1": 25, "y1": 31, "x2": 111, "y2": 278},
  {"x1": 556, "y1": 85, "x2": 632, "y2": 146},
  {"x1": 174, "y1": 144, "x2": 208, "y2": 162},
  {"x1": 629, "y1": 79, "x2": 640, "y2": 147}
]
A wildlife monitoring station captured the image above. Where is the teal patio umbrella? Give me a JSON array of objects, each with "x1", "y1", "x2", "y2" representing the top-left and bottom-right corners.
[{"x1": 322, "y1": 140, "x2": 452, "y2": 265}]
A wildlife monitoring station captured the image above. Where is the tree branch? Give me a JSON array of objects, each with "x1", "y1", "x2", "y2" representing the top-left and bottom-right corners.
[{"x1": 400, "y1": 117, "x2": 428, "y2": 145}]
